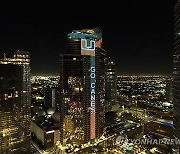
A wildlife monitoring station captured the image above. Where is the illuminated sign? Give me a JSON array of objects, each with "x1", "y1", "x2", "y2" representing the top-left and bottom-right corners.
[
  {"x1": 90, "y1": 57, "x2": 96, "y2": 140},
  {"x1": 80, "y1": 38, "x2": 96, "y2": 139},
  {"x1": 81, "y1": 39, "x2": 95, "y2": 56},
  {"x1": 90, "y1": 66, "x2": 95, "y2": 113}
]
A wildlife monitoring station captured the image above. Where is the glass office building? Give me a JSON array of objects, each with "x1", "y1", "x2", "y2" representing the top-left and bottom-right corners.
[
  {"x1": 0, "y1": 51, "x2": 31, "y2": 153},
  {"x1": 59, "y1": 28, "x2": 106, "y2": 145}
]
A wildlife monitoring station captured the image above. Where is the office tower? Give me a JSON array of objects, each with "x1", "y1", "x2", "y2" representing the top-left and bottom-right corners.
[
  {"x1": 174, "y1": 0, "x2": 180, "y2": 140},
  {"x1": 59, "y1": 28, "x2": 105, "y2": 145},
  {"x1": 44, "y1": 86, "x2": 56, "y2": 108},
  {"x1": 0, "y1": 51, "x2": 31, "y2": 153},
  {"x1": 104, "y1": 57, "x2": 117, "y2": 112}
]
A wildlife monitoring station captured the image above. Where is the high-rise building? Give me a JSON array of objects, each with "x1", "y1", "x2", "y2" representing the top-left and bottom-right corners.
[
  {"x1": 59, "y1": 28, "x2": 105, "y2": 146},
  {"x1": 0, "y1": 51, "x2": 31, "y2": 153},
  {"x1": 44, "y1": 85, "x2": 56, "y2": 108},
  {"x1": 105, "y1": 57, "x2": 117, "y2": 112},
  {"x1": 173, "y1": 0, "x2": 180, "y2": 140}
]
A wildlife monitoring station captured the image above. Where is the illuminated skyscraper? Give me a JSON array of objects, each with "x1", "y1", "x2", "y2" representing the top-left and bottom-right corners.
[
  {"x1": 0, "y1": 51, "x2": 31, "y2": 153},
  {"x1": 59, "y1": 28, "x2": 105, "y2": 145},
  {"x1": 173, "y1": 0, "x2": 180, "y2": 140}
]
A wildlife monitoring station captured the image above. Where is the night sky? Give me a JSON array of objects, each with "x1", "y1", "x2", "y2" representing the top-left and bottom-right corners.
[{"x1": 0, "y1": 0, "x2": 177, "y2": 75}]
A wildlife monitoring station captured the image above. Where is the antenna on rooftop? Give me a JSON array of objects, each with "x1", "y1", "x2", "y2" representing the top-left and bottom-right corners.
[{"x1": 4, "y1": 53, "x2": 6, "y2": 59}]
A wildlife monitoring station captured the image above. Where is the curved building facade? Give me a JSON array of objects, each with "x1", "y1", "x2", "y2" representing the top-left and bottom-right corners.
[{"x1": 59, "y1": 28, "x2": 105, "y2": 146}]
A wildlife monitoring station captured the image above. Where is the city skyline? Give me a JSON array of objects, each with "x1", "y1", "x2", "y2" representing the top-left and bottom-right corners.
[
  {"x1": 0, "y1": 1, "x2": 180, "y2": 153},
  {"x1": 0, "y1": 0, "x2": 177, "y2": 75}
]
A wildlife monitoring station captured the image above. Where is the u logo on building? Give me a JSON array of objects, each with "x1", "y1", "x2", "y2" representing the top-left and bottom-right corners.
[{"x1": 81, "y1": 39, "x2": 95, "y2": 56}]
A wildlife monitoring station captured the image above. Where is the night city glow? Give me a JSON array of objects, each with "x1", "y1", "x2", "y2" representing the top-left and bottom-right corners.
[{"x1": 0, "y1": 0, "x2": 179, "y2": 154}]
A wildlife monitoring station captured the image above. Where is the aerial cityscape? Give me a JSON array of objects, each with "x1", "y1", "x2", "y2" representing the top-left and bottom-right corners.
[{"x1": 0, "y1": 0, "x2": 179, "y2": 154}]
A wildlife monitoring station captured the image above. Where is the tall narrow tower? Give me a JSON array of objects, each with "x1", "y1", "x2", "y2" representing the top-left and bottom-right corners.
[
  {"x1": 59, "y1": 28, "x2": 105, "y2": 145},
  {"x1": 105, "y1": 57, "x2": 117, "y2": 112},
  {"x1": 0, "y1": 51, "x2": 31, "y2": 153}
]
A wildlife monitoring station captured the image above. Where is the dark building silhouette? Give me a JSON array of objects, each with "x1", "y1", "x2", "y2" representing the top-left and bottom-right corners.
[
  {"x1": 44, "y1": 86, "x2": 56, "y2": 108},
  {"x1": 166, "y1": 77, "x2": 173, "y2": 102},
  {"x1": 173, "y1": 0, "x2": 180, "y2": 140},
  {"x1": 105, "y1": 57, "x2": 117, "y2": 112}
]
